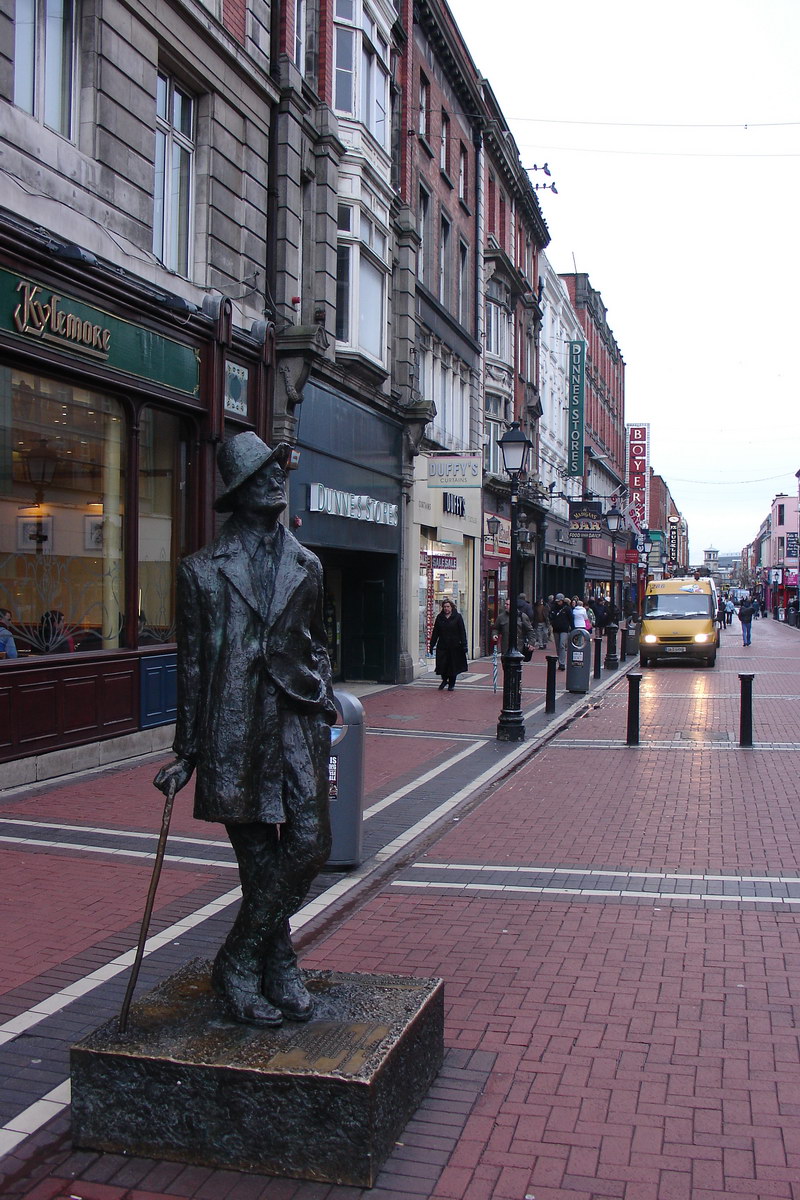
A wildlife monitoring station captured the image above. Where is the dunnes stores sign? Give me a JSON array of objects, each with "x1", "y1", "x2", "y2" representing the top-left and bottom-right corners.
[
  {"x1": 308, "y1": 483, "x2": 398, "y2": 526},
  {"x1": 2, "y1": 268, "x2": 200, "y2": 395},
  {"x1": 567, "y1": 341, "x2": 586, "y2": 477}
]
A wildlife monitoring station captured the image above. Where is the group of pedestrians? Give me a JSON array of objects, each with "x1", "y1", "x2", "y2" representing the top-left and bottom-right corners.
[
  {"x1": 716, "y1": 592, "x2": 760, "y2": 647},
  {"x1": 430, "y1": 590, "x2": 623, "y2": 689},
  {"x1": 549, "y1": 593, "x2": 616, "y2": 669},
  {"x1": 492, "y1": 592, "x2": 617, "y2": 672}
]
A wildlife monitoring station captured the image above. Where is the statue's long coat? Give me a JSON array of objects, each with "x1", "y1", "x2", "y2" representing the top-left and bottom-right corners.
[{"x1": 172, "y1": 521, "x2": 336, "y2": 825}]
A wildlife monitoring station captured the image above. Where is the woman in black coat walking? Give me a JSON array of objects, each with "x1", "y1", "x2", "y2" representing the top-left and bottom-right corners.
[{"x1": 429, "y1": 598, "x2": 468, "y2": 690}]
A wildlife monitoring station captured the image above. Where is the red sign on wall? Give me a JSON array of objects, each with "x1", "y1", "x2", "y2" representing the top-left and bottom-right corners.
[{"x1": 626, "y1": 424, "x2": 649, "y2": 531}]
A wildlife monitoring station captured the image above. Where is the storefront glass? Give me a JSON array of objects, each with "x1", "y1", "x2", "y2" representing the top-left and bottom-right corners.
[
  {"x1": 0, "y1": 367, "x2": 126, "y2": 657},
  {"x1": 419, "y1": 534, "x2": 473, "y2": 659},
  {"x1": 137, "y1": 406, "x2": 187, "y2": 645}
]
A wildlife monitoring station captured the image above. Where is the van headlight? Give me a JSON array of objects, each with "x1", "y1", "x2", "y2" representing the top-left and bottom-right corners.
[
  {"x1": 643, "y1": 634, "x2": 658, "y2": 644},
  {"x1": 694, "y1": 633, "x2": 709, "y2": 643}
]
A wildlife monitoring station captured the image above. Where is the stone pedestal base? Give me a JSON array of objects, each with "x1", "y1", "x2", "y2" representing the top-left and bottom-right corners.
[{"x1": 71, "y1": 960, "x2": 444, "y2": 1188}]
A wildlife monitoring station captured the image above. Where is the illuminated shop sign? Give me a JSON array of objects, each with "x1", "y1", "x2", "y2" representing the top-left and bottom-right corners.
[{"x1": 308, "y1": 483, "x2": 398, "y2": 526}]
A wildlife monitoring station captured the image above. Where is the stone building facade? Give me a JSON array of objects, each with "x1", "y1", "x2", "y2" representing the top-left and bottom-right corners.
[{"x1": 0, "y1": 0, "x2": 284, "y2": 767}]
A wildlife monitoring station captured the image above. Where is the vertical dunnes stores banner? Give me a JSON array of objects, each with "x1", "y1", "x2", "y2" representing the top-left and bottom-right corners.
[{"x1": 567, "y1": 341, "x2": 585, "y2": 476}]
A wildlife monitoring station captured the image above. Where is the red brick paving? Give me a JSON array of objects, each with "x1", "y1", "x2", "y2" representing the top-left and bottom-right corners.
[
  {"x1": 5, "y1": 619, "x2": 800, "y2": 1198},
  {"x1": 0, "y1": 851, "x2": 216, "y2": 992}
]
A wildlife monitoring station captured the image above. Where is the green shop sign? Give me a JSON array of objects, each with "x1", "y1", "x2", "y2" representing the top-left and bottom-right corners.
[{"x1": 1, "y1": 268, "x2": 200, "y2": 396}]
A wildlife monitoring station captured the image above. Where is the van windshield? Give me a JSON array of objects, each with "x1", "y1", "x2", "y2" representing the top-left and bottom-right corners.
[{"x1": 644, "y1": 593, "x2": 714, "y2": 619}]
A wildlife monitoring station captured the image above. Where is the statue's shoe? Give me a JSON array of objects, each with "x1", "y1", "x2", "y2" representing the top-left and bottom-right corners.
[
  {"x1": 211, "y1": 960, "x2": 283, "y2": 1027},
  {"x1": 264, "y1": 969, "x2": 314, "y2": 1022}
]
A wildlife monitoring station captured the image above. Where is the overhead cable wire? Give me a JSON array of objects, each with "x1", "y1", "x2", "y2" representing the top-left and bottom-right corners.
[{"x1": 507, "y1": 116, "x2": 800, "y2": 129}]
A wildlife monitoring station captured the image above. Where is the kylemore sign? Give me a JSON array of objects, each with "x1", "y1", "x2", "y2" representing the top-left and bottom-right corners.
[{"x1": 2, "y1": 269, "x2": 200, "y2": 395}]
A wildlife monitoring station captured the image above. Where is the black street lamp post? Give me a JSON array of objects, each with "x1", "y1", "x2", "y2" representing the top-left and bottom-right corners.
[
  {"x1": 604, "y1": 504, "x2": 623, "y2": 669},
  {"x1": 497, "y1": 422, "x2": 532, "y2": 742},
  {"x1": 536, "y1": 517, "x2": 547, "y2": 602}
]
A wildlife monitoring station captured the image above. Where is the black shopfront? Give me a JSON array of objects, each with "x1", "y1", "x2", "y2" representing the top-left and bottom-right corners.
[{"x1": 289, "y1": 382, "x2": 403, "y2": 683}]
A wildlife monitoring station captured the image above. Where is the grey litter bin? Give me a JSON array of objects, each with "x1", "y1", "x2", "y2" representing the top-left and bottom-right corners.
[
  {"x1": 625, "y1": 621, "x2": 640, "y2": 655},
  {"x1": 326, "y1": 688, "x2": 366, "y2": 869},
  {"x1": 566, "y1": 628, "x2": 592, "y2": 693}
]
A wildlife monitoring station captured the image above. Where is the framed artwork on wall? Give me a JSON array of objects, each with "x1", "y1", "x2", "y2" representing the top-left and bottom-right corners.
[
  {"x1": 84, "y1": 515, "x2": 105, "y2": 551},
  {"x1": 17, "y1": 515, "x2": 53, "y2": 553}
]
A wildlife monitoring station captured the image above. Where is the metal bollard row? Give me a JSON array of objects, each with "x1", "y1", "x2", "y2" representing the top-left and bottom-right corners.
[{"x1": 623, "y1": 671, "x2": 756, "y2": 749}]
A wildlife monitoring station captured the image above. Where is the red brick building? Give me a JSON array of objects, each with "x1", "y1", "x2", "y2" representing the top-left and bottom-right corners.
[{"x1": 560, "y1": 273, "x2": 627, "y2": 608}]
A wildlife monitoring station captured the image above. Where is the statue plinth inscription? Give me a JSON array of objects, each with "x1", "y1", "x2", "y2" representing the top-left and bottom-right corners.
[{"x1": 71, "y1": 960, "x2": 444, "y2": 1188}]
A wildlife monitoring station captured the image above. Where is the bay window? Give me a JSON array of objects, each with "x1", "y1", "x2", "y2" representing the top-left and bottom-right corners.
[
  {"x1": 336, "y1": 203, "x2": 389, "y2": 364},
  {"x1": 484, "y1": 393, "x2": 508, "y2": 475},
  {"x1": 333, "y1": 0, "x2": 390, "y2": 149},
  {"x1": 485, "y1": 299, "x2": 511, "y2": 362}
]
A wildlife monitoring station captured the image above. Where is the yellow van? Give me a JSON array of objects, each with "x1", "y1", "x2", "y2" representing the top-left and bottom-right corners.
[{"x1": 639, "y1": 577, "x2": 719, "y2": 668}]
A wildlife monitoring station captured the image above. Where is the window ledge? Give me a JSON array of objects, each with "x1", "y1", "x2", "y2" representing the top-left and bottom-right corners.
[
  {"x1": 440, "y1": 168, "x2": 454, "y2": 190},
  {"x1": 418, "y1": 134, "x2": 434, "y2": 158},
  {"x1": 334, "y1": 345, "x2": 390, "y2": 385}
]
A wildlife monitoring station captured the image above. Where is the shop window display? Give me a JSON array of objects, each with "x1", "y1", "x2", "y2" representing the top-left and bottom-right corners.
[
  {"x1": 0, "y1": 369, "x2": 126, "y2": 655},
  {"x1": 0, "y1": 370, "x2": 190, "y2": 659}
]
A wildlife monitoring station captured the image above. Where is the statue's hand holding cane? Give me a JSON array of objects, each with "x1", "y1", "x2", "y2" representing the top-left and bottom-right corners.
[
  {"x1": 118, "y1": 758, "x2": 194, "y2": 1033},
  {"x1": 154, "y1": 756, "x2": 194, "y2": 797}
]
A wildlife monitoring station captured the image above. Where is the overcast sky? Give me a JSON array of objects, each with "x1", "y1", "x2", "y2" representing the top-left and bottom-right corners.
[{"x1": 447, "y1": 0, "x2": 800, "y2": 563}]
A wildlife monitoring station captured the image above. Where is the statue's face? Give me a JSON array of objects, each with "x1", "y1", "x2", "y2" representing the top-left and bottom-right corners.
[{"x1": 235, "y1": 460, "x2": 287, "y2": 518}]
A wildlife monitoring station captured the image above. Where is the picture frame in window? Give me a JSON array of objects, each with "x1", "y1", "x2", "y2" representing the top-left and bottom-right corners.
[
  {"x1": 17, "y1": 515, "x2": 54, "y2": 553},
  {"x1": 84, "y1": 515, "x2": 105, "y2": 551}
]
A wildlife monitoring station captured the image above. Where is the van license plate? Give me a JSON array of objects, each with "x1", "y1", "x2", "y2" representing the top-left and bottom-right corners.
[{"x1": 664, "y1": 646, "x2": 686, "y2": 654}]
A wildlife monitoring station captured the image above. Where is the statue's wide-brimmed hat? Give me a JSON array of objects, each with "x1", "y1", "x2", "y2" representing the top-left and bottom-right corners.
[{"x1": 214, "y1": 432, "x2": 291, "y2": 512}]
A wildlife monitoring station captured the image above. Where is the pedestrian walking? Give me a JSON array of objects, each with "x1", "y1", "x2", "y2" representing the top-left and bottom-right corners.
[
  {"x1": 737, "y1": 596, "x2": 756, "y2": 646},
  {"x1": 572, "y1": 598, "x2": 592, "y2": 630},
  {"x1": 517, "y1": 593, "x2": 534, "y2": 623},
  {"x1": 550, "y1": 593, "x2": 574, "y2": 671},
  {"x1": 717, "y1": 597, "x2": 726, "y2": 631},
  {"x1": 493, "y1": 601, "x2": 534, "y2": 660},
  {"x1": 532, "y1": 598, "x2": 551, "y2": 649},
  {"x1": 725, "y1": 597, "x2": 735, "y2": 626},
  {"x1": 592, "y1": 597, "x2": 610, "y2": 634},
  {"x1": 430, "y1": 598, "x2": 468, "y2": 691}
]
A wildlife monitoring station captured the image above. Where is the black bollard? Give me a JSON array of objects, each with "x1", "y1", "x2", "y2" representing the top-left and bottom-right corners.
[
  {"x1": 739, "y1": 672, "x2": 754, "y2": 747},
  {"x1": 593, "y1": 635, "x2": 602, "y2": 679},
  {"x1": 626, "y1": 673, "x2": 642, "y2": 745},
  {"x1": 545, "y1": 654, "x2": 558, "y2": 713},
  {"x1": 604, "y1": 622, "x2": 619, "y2": 670}
]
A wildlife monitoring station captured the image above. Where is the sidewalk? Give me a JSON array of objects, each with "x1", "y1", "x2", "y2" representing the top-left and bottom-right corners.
[{"x1": 2, "y1": 616, "x2": 800, "y2": 1199}]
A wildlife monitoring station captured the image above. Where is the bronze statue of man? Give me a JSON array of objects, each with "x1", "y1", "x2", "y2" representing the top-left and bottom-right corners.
[{"x1": 154, "y1": 431, "x2": 336, "y2": 1027}]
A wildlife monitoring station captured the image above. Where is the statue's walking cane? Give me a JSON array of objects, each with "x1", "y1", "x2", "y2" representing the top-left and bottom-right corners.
[{"x1": 119, "y1": 776, "x2": 178, "y2": 1033}]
